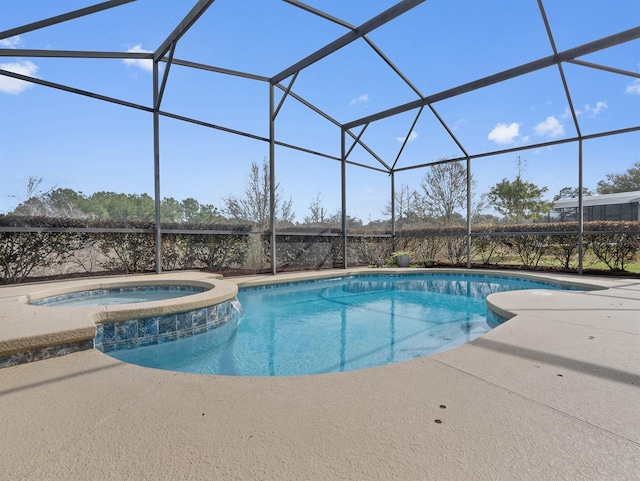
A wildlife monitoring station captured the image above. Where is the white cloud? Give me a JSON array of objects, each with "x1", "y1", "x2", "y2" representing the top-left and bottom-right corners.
[
  {"x1": 559, "y1": 107, "x2": 574, "y2": 119},
  {"x1": 395, "y1": 131, "x2": 418, "y2": 142},
  {"x1": 584, "y1": 101, "x2": 608, "y2": 117},
  {"x1": 534, "y1": 116, "x2": 564, "y2": 138},
  {"x1": 626, "y1": 79, "x2": 640, "y2": 95},
  {"x1": 349, "y1": 93, "x2": 369, "y2": 106},
  {"x1": 0, "y1": 60, "x2": 38, "y2": 94},
  {"x1": 123, "y1": 44, "x2": 153, "y2": 72},
  {"x1": 0, "y1": 35, "x2": 22, "y2": 48},
  {"x1": 452, "y1": 118, "x2": 466, "y2": 131},
  {"x1": 487, "y1": 122, "x2": 521, "y2": 145}
]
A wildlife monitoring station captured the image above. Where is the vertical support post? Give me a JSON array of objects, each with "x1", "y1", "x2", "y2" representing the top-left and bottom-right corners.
[
  {"x1": 578, "y1": 139, "x2": 584, "y2": 275},
  {"x1": 391, "y1": 171, "x2": 396, "y2": 252},
  {"x1": 466, "y1": 156, "x2": 472, "y2": 269},
  {"x1": 269, "y1": 83, "x2": 277, "y2": 275},
  {"x1": 152, "y1": 60, "x2": 162, "y2": 273},
  {"x1": 341, "y1": 128, "x2": 347, "y2": 269}
]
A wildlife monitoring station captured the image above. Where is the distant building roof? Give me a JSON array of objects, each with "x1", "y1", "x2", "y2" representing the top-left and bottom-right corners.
[{"x1": 554, "y1": 191, "x2": 640, "y2": 209}]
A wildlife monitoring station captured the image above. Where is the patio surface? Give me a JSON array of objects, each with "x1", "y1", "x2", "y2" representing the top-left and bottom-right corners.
[{"x1": 0, "y1": 269, "x2": 638, "y2": 480}]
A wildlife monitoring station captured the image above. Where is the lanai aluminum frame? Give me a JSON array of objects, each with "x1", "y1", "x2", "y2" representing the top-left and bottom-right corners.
[{"x1": 1, "y1": 0, "x2": 639, "y2": 275}]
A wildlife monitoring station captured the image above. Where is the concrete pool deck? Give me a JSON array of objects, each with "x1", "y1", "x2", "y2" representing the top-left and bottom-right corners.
[{"x1": 0, "y1": 268, "x2": 638, "y2": 480}]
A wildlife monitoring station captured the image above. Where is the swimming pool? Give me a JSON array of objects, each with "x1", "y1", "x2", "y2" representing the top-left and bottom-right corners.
[{"x1": 107, "y1": 273, "x2": 581, "y2": 376}]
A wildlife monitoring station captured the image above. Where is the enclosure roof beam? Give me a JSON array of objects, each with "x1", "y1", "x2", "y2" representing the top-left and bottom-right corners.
[
  {"x1": 273, "y1": 82, "x2": 389, "y2": 168},
  {"x1": 286, "y1": 0, "x2": 424, "y2": 171},
  {"x1": 273, "y1": 81, "x2": 391, "y2": 169},
  {"x1": 344, "y1": 129, "x2": 391, "y2": 172},
  {"x1": 468, "y1": 126, "x2": 640, "y2": 162},
  {"x1": 155, "y1": 43, "x2": 176, "y2": 110},
  {"x1": 363, "y1": 36, "x2": 423, "y2": 98},
  {"x1": 393, "y1": 125, "x2": 640, "y2": 173},
  {"x1": 427, "y1": 104, "x2": 469, "y2": 159},
  {"x1": 0, "y1": 49, "x2": 152, "y2": 60},
  {"x1": 345, "y1": 125, "x2": 368, "y2": 160},
  {"x1": 567, "y1": 59, "x2": 640, "y2": 79},
  {"x1": 273, "y1": 72, "x2": 299, "y2": 120},
  {"x1": 537, "y1": 0, "x2": 581, "y2": 138},
  {"x1": 285, "y1": 1, "x2": 423, "y2": 98},
  {"x1": 274, "y1": 140, "x2": 342, "y2": 163},
  {"x1": 154, "y1": 0, "x2": 216, "y2": 60},
  {"x1": 344, "y1": 25, "x2": 640, "y2": 129},
  {"x1": 283, "y1": 0, "x2": 353, "y2": 30},
  {"x1": 159, "y1": 111, "x2": 268, "y2": 142},
  {"x1": 0, "y1": 67, "x2": 152, "y2": 112},
  {"x1": 339, "y1": 159, "x2": 389, "y2": 174},
  {"x1": 162, "y1": 57, "x2": 270, "y2": 82},
  {"x1": 0, "y1": 0, "x2": 136, "y2": 40},
  {"x1": 159, "y1": 110, "x2": 342, "y2": 162},
  {"x1": 275, "y1": 83, "x2": 342, "y2": 127},
  {"x1": 391, "y1": 107, "x2": 423, "y2": 170},
  {"x1": 271, "y1": 0, "x2": 426, "y2": 84}
]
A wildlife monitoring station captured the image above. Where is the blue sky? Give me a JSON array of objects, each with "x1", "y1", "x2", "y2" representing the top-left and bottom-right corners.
[{"x1": 1, "y1": 0, "x2": 639, "y2": 223}]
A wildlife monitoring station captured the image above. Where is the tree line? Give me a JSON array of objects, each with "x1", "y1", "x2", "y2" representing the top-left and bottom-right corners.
[
  {"x1": 7, "y1": 158, "x2": 640, "y2": 230},
  {"x1": 389, "y1": 157, "x2": 640, "y2": 229}
]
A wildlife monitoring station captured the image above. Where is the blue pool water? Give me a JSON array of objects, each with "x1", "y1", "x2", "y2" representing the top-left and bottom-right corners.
[
  {"x1": 108, "y1": 273, "x2": 579, "y2": 376},
  {"x1": 32, "y1": 285, "x2": 206, "y2": 307}
]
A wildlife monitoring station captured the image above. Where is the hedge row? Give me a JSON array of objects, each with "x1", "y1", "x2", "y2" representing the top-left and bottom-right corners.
[
  {"x1": 0, "y1": 216, "x2": 253, "y2": 284},
  {"x1": 395, "y1": 221, "x2": 640, "y2": 271},
  {"x1": 263, "y1": 222, "x2": 639, "y2": 272},
  {"x1": 1, "y1": 217, "x2": 638, "y2": 283}
]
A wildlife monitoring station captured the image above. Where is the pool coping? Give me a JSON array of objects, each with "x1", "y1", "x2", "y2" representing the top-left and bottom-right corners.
[{"x1": 1, "y1": 267, "x2": 639, "y2": 480}]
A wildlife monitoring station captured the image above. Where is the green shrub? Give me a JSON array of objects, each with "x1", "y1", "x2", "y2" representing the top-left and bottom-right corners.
[
  {"x1": 585, "y1": 221, "x2": 639, "y2": 271},
  {"x1": 0, "y1": 216, "x2": 81, "y2": 283},
  {"x1": 471, "y1": 234, "x2": 506, "y2": 265},
  {"x1": 94, "y1": 232, "x2": 156, "y2": 274}
]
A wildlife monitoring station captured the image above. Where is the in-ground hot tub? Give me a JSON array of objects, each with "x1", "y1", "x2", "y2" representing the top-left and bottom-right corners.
[
  {"x1": 0, "y1": 273, "x2": 241, "y2": 368},
  {"x1": 30, "y1": 285, "x2": 208, "y2": 307}
]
